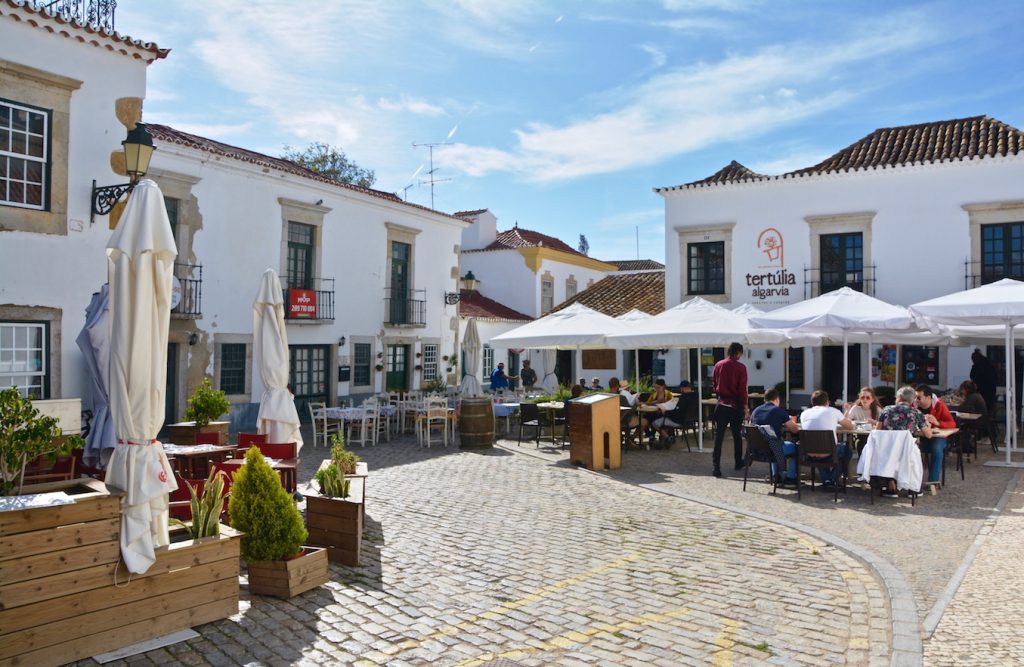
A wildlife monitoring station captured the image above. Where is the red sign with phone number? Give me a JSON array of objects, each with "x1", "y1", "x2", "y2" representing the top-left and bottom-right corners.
[{"x1": 289, "y1": 289, "x2": 317, "y2": 318}]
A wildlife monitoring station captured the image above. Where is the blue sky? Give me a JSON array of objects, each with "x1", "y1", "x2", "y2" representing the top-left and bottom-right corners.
[{"x1": 117, "y1": 0, "x2": 1024, "y2": 263}]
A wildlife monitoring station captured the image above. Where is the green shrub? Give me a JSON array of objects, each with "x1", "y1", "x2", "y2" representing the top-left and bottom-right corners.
[
  {"x1": 172, "y1": 468, "x2": 227, "y2": 539},
  {"x1": 329, "y1": 431, "x2": 359, "y2": 475},
  {"x1": 183, "y1": 378, "x2": 231, "y2": 427},
  {"x1": 423, "y1": 377, "x2": 448, "y2": 394},
  {"x1": 315, "y1": 464, "x2": 350, "y2": 498},
  {"x1": 228, "y1": 447, "x2": 307, "y2": 562},
  {"x1": 0, "y1": 387, "x2": 78, "y2": 495}
]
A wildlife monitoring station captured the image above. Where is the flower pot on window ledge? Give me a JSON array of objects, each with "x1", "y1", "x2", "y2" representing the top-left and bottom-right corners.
[
  {"x1": 374, "y1": 364, "x2": 384, "y2": 372},
  {"x1": 414, "y1": 365, "x2": 423, "y2": 371}
]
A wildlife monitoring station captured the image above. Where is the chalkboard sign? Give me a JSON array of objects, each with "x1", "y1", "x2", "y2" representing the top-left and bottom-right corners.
[{"x1": 338, "y1": 365, "x2": 351, "y2": 382}]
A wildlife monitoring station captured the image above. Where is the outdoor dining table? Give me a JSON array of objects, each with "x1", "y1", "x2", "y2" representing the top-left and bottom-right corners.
[
  {"x1": 163, "y1": 443, "x2": 237, "y2": 479},
  {"x1": 493, "y1": 402, "x2": 520, "y2": 434},
  {"x1": 536, "y1": 401, "x2": 565, "y2": 446},
  {"x1": 847, "y1": 426, "x2": 959, "y2": 496},
  {"x1": 222, "y1": 456, "x2": 298, "y2": 493}
]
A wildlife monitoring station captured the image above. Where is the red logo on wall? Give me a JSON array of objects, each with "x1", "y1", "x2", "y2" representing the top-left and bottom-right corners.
[
  {"x1": 757, "y1": 227, "x2": 784, "y2": 268},
  {"x1": 289, "y1": 289, "x2": 317, "y2": 318}
]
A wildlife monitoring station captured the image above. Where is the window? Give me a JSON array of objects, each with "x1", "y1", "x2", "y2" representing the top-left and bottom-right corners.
[
  {"x1": 0, "y1": 321, "x2": 48, "y2": 398},
  {"x1": 787, "y1": 347, "x2": 805, "y2": 390},
  {"x1": 286, "y1": 222, "x2": 315, "y2": 289},
  {"x1": 565, "y1": 277, "x2": 577, "y2": 300},
  {"x1": 820, "y1": 232, "x2": 863, "y2": 292},
  {"x1": 165, "y1": 196, "x2": 179, "y2": 243},
  {"x1": 981, "y1": 222, "x2": 1024, "y2": 284},
  {"x1": 353, "y1": 343, "x2": 372, "y2": 386},
  {"x1": 541, "y1": 278, "x2": 554, "y2": 313},
  {"x1": 0, "y1": 100, "x2": 49, "y2": 210},
  {"x1": 219, "y1": 343, "x2": 246, "y2": 395},
  {"x1": 687, "y1": 242, "x2": 725, "y2": 294},
  {"x1": 483, "y1": 345, "x2": 494, "y2": 374},
  {"x1": 422, "y1": 344, "x2": 438, "y2": 381}
]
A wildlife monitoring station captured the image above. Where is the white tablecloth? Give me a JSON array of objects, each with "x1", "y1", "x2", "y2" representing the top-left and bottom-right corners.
[
  {"x1": 493, "y1": 403, "x2": 520, "y2": 418},
  {"x1": 321, "y1": 405, "x2": 396, "y2": 420},
  {"x1": 856, "y1": 430, "x2": 923, "y2": 492}
]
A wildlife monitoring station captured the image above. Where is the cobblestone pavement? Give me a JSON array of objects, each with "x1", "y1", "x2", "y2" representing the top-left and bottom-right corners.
[
  {"x1": 923, "y1": 471, "x2": 1024, "y2": 666},
  {"x1": 73, "y1": 431, "x2": 893, "y2": 666}
]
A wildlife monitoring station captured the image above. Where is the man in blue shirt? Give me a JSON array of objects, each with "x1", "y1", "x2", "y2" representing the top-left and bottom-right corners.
[
  {"x1": 490, "y1": 362, "x2": 510, "y2": 391},
  {"x1": 750, "y1": 388, "x2": 799, "y2": 483}
]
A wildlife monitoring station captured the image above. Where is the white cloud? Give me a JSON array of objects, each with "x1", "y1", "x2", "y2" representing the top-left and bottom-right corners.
[
  {"x1": 662, "y1": 0, "x2": 760, "y2": 12},
  {"x1": 639, "y1": 43, "x2": 667, "y2": 69},
  {"x1": 378, "y1": 96, "x2": 446, "y2": 117},
  {"x1": 435, "y1": 21, "x2": 936, "y2": 183},
  {"x1": 749, "y1": 150, "x2": 830, "y2": 175}
]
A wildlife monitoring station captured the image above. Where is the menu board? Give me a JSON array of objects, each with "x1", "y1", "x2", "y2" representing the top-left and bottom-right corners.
[{"x1": 902, "y1": 346, "x2": 939, "y2": 385}]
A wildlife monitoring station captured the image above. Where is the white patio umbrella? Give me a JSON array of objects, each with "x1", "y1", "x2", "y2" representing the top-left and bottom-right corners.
[
  {"x1": 254, "y1": 269, "x2": 303, "y2": 451},
  {"x1": 76, "y1": 284, "x2": 114, "y2": 468},
  {"x1": 460, "y1": 317, "x2": 482, "y2": 397},
  {"x1": 616, "y1": 309, "x2": 652, "y2": 388},
  {"x1": 750, "y1": 287, "x2": 918, "y2": 406},
  {"x1": 910, "y1": 278, "x2": 1024, "y2": 465},
  {"x1": 104, "y1": 179, "x2": 179, "y2": 574}
]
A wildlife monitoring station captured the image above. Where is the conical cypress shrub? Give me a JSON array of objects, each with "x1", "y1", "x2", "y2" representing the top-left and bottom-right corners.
[{"x1": 228, "y1": 447, "x2": 307, "y2": 562}]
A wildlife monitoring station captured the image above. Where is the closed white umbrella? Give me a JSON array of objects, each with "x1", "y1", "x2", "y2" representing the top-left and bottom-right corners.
[
  {"x1": 76, "y1": 285, "x2": 114, "y2": 468},
  {"x1": 460, "y1": 317, "x2": 482, "y2": 397},
  {"x1": 254, "y1": 269, "x2": 303, "y2": 451},
  {"x1": 910, "y1": 278, "x2": 1024, "y2": 465},
  {"x1": 104, "y1": 179, "x2": 179, "y2": 574},
  {"x1": 541, "y1": 349, "x2": 558, "y2": 393}
]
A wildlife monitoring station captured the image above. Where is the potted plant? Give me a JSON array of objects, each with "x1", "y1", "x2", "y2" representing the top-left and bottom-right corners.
[
  {"x1": 0, "y1": 386, "x2": 75, "y2": 495},
  {"x1": 414, "y1": 364, "x2": 423, "y2": 372},
  {"x1": 167, "y1": 377, "x2": 231, "y2": 445},
  {"x1": 306, "y1": 433, "x2": 365, "y2": 565},
  {"x1": 228, "y1": 447, "x2": 328, "y2": 597},
  {"x1": 374, "y1": 363, "x2": 385, "y2": 372},
  {"x1": 170, "y1": 468, "x2": 229, "y2": 539}
]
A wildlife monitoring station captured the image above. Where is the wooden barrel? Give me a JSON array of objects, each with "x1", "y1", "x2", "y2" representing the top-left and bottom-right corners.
[{"x1": 459, "y1": 398, "x2": 494, "y2": 448}]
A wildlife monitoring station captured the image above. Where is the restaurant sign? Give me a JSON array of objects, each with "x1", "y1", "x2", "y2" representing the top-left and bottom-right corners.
[
  {"x1": 289, "y1": 289, "x2": 317, "y2": 318},
  {"x1": 746, "y1": 227, "x2": 796, "y2": 303}
]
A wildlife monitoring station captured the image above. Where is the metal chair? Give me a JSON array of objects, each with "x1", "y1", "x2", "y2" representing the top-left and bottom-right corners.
[
  {"x1": 797, "y1": 430, "x2": 843, "y2": 502},
  {"x1": 743, "y1": 426, "x2": 798, "y2": 498},
  {"x1": 518, "y1": 403, "x2": 544, "y2": 446}
]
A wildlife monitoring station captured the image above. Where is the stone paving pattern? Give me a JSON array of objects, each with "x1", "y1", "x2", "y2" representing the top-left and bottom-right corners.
[{"x1": 72, "y1": 431, "x2": 893, "y2": 666}]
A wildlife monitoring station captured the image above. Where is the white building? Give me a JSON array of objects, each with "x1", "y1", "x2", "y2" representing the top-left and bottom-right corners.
[
  {"x1": 659, "y1": 116, "x2": 1024, "y2": 401},
  {"x1": 0, "y1": 1, "x2": 166, "y2": 401}
]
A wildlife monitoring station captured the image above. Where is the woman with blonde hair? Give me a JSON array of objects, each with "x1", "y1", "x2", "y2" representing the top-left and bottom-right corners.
[{"x1": 845, "y1": 386, "x2": 881, "y2": 425}]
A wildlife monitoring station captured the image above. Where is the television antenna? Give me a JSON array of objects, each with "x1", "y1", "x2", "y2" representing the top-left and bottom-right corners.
[{"x1": 412, "y1": 141, "x2": 452, "y2": 210}]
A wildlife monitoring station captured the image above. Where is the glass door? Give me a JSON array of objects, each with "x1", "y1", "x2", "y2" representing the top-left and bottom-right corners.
[
  {"x1": 389, "y1": 241, "x2": 410, "y2": 324},
  {"x1": 386, "y1": 344, "x2": 409, "y2": 392},
  {"x1": 290, "y1": 344, "x2": 329, "y2": 418}
]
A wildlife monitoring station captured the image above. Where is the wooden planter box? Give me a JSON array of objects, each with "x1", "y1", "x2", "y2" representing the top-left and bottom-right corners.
[
  {"x1": 0, "y1": 478, "x2": 240, "y2": 667},
  {"x1": 246, "y1": 546, "x2": 329, "y2": 598},
  {"x1": 304, "y1": 460, "x2": 366, "y2": 566},
  {"x1": 166, "y1": 421, "x2": 231, "y2": 446}
]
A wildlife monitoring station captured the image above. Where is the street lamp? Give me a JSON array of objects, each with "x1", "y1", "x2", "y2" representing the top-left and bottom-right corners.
[
  {"x1": 90, "y1": 123, "x2": 156, "y2": 223},
  {"x1": 445, "y1": 271, "x2": 479, "y2": 305}
]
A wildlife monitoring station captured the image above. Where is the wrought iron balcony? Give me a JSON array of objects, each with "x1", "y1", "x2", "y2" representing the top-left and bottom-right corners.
[
  {"x1": 31, "y1": 0, "x2": 116, "y2": 31},
  {"x1": 282, "y1": 278, "x2": 335, "y2": 321},
  {"x1": 804, "y1": 264, "x2": 876, "y2": 299},
  {"x1": 964, "y1": 260, "x2": 1024, "y2": 289},
  {"x1": 384, "y1": 288, "x2": 426, "y2": 327},
  {"x1": 171, "y1": 263, "x2": 202, "y2": 318}
]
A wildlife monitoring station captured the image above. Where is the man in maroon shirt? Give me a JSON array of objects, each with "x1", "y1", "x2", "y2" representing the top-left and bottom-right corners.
[{"x1": 712, "y1": 342, "x2": 749, "y2": 477}]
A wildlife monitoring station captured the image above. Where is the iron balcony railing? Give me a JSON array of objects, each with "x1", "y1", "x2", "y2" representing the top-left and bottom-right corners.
[
  {"x1": 31, "y1": 0, "x2": 116, "y2": 31},
  {"x1": 384, "y1": 288, "x2": 426, "y2": 327},
  {"x1": 282, "y1": 278, "x2": 335, "y2": 321},
  {"x1": 964, "y1": 259, "x2": 1024, "y2": 289},
  {"x1": 804, "y1": 264, "x2": 876, "y2": 299},
  {"x1": 172, "y1": 263, "x2": 202, "y2": 318}
]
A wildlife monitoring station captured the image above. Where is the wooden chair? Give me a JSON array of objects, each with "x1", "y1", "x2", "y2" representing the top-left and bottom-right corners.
[
  {"x1": 418, "y1": 407, "x2": 449, "y2": 448},
  {"x1": 237, "y1": 432, "x2": 267, "y2": 455},
  {"x1": 518, "y1": 403, "x2": 544, "y2": 447},
  {"x1": 194, "y1": 431, "x2": 221, "y2": 445},
  {"x1": 22, "y1": 453, "x2": 77, "y2": 485},
  {"x1": 743, "y1": 426, "x2": 798, "y2": 498},
  {"x1": 250, "y1": 442, "x2": 298, "y2": 460},
  {"x1": 347, "y1": 405, "x2": 377, "y2": 447},
  {"x1": 797, "y1": 430, "x2": 843, "y2": 502},
  {"x1": 307, "y1": 401, "x2": 340, "y2": 449},
  {"x1": 71, "y1": 447, "x2": 105, "y2": 480}
]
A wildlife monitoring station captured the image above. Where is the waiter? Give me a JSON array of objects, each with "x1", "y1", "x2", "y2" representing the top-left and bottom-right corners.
[{"x1": 712, "y1": 342, "x2": 748, "y2": 478}]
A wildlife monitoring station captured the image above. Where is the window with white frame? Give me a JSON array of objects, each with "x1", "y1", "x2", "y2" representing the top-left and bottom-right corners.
[
  {"x1": 541, "y1": 278, "x2": 554, "y2": 313},
  {"x1": 422, "y1": 344, "x2": 438, "y2": 381},
  {"x1": 565, "y1": 277, "x2": 577, "y2": 300},
  {"x1": 483, "y1": 345, "x2": 494, "y2": 374},
  {"x1": 1, "y1": 101, "x2": 49, "y2": 210},
  {"x1": 0, "y1": 321, "x2": 48, "y2": 398}
]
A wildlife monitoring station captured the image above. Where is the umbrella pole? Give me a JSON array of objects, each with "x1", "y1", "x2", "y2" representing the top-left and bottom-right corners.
[
  {"x1": 785, "y1": 348, "x2": 790, "y2": 409},
  {"x1": 634, "y1": 349, "x2": 640, "y2": 388},
  {"x1": 842, "y1": 330, "x2": 849, "y2": 408},
  {"x1": 697, "y1": 348, "x2": 704, "y2": 452},
  {"x1": 1008, "y1": 323, "x2": 1016, "y2": 462}
]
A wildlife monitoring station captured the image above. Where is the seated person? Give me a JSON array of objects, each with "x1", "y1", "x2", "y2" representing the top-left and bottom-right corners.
[
  {"x1": 651, "y1": 381, "x2": 697, "y2": 447},
  {"x1": 955, "y1": 380, "x2": 988, "y2": 416},
  {"x1": 564, "y1": 384, "x2": 585, "y2": 422},
  {"x1": 615, "y1": 379, "x2": 638, "y2": 406},
  {"x1": 799, "y1": 390, "x2": 855, "y2": 489},
  {"x1": 590, "y1": 377, "x2": 604, "y2": 391},
  {"x1": 640, "y1": 379, "x2": 674, "y2": 438},
  {"x1": 751, "y1": 388, "x2": 800, "y2": 483},
  {"x1": 844, "y1": 386, "x2": 881, "y2": 426},
  {"x1": 915, "y1": 384, "x2": 956, "y2": 488},
  {"x1": 876, "y1": 385, "x2": 934, "y2": 496}
]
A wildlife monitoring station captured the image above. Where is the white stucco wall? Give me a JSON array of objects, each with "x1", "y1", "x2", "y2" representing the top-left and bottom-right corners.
[
  {"x1": 460, "y1": 250, "x2": 538, "y2": 316},
  {"x1": 0, "y1": 13, "x2": 153, "y2": 400},
  {"x1": 662, "y1": 155, "x2": 1024, "y2": 392}
]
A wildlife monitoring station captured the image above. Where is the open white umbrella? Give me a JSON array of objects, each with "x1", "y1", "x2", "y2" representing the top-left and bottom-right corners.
[
  {"x1": 76, "y1": 284, "x2": 114, "y2": 468},
  {"x1": 460, "y1": 317, "x2": 482, "y2": 397},
  {"x1": 910, "y1": 278, "x2": 1024, "y2": 465},
  {"x1": 750, "y1": 287, "x2": 918, "y2": 406},
  {"x1": 491, "y1": 303, "x2": 621, "y2": 349},
  {"x1": 104, "y1": 179, "x2": 179, "y2": 574},
  {"x1": 254, "y1": 269, "x2": 303, "y2": 451}
]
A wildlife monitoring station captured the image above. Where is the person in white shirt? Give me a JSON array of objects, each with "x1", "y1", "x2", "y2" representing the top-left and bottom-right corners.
[
  {"x1": 610, "y1": 377, "x2": 637, "y2": 407},
  {"x1": 799, "y1": 389, "x2": 855, "y2": 488}
]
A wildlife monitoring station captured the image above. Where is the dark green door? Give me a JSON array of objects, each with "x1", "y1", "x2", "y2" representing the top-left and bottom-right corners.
[
  {"x1": 386, "y1": 344, "x2": 409, "y2": 391},
  {"x1": 389, "y1": 241, "x2": 410, "y2": 324},
  {"x1": 290, "y1": 344, "x2": 329, "y2": 418},
  {"x1": 287, "y1": 222, "x2": 315, "y2": 290}
]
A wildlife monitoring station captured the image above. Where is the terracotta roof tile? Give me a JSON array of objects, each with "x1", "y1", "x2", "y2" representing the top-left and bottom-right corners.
[
  {"x1": 483, "y1": 226, "x2": 584, "y2": 256},
  {"x1": 148, "y1": 124, "x2": 467, "y2": 222},
  {"x1": 660, "y1": 115, "x2": 1024, "y2": 192},
  {"x1": 454, "y1": 209, "x2": 488, "y2": 218},
  {"x1": 4, "y1": 0, "x2": 169, "y2": 61},
  {"x1": 550, "y1": 271, "x2": 664, "y2": 317},
  {"x1": 458, "y1": 290, "x2": 532, "y2": 321},
  {"x1": 609, "y1": 259, "x2": 665, "y2": 271}
]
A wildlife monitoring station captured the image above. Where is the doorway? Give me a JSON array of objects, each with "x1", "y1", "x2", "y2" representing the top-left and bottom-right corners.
[
  {"x1": 386, "y1": 344, "x2": 409, "y2": 391},
  {"x1": 290, "y1": 344, "x2": 329, "y2": 418},
  {"x1": 821, "y1": 345, "x2": 860, "y2": 404},
  {"x1": 165, "y1": 342, "x2": 178, "y2": 428},
  {"x1": 555, "y1": 349, "x2": 574, "y2": 387}
]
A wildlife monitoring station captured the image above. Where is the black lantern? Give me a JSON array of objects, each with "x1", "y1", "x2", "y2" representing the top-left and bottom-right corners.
[
  {"x1": 445, "y1": 271, "x2": 480, "y2": 305},
  {"x1": 91, "y1": 123, "x2": 156, "y2": 223}
]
